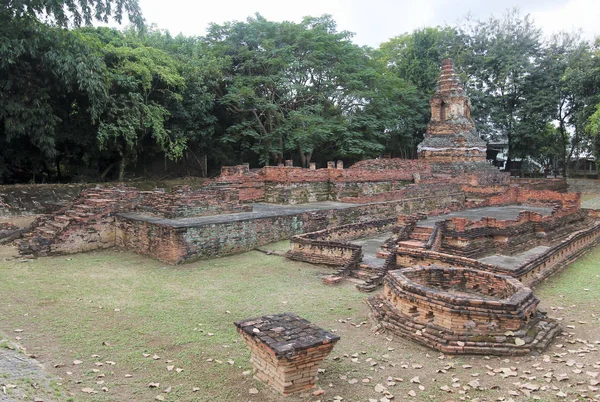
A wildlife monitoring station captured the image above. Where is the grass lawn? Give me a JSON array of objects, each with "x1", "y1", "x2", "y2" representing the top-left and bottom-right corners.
[{"x1": 0, "y1": 242, "x2": 599, "y2": 401}]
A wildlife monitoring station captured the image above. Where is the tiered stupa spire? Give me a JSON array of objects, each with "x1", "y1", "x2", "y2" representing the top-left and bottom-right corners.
[{"x1": 417, "y1": 59, "x2": 487, "y2": 162}]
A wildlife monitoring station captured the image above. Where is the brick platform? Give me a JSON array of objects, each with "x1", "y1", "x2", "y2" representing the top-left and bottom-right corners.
[
  {"x1": 368, "y1": 266, "x2": 560, "y2": 355},
  {"x1": 234, "y1": 313, "x2": 339, "y2": 395}
]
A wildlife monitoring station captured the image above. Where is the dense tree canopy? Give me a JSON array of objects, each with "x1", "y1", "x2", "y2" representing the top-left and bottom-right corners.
[
  {"x1": 1, "y1": 4, "x2": 599, "y2": 183},
  {"x1": 2, "y1": 0, "x2": 143, "y2": 27}
]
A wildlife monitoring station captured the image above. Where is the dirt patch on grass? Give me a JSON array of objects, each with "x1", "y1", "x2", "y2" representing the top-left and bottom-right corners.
[{"x1": 0, "y1": 338, "x2": 64, "y2": 402}]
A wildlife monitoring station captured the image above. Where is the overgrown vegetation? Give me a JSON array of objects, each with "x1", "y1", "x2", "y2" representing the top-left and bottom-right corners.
[{"x1": 1, "y1": 2, "x2": 600, "y2": 183}]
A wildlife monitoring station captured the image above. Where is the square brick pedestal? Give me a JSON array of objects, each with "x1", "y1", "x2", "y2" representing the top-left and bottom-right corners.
[{"x1": 234, "y1": 312, "x2": 340, "y2": 395}]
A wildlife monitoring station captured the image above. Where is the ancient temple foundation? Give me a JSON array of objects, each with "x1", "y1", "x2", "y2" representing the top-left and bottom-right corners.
[
  {"x1": 234, "y1": 313, "x2": 340, "y2": 395},
  {"x1": 368, "y1": 266, "x2": 560, "y2": 355}
]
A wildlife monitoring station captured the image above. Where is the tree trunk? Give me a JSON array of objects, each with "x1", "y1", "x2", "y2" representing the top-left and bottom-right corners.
[
  {"x1": 118, "y1": 154, "x2": 127, "y2": 182},
  {"x1": 100, "y1": 161, "x2": 118, "y2": 180},
  {"x1": 189, "y1": 149, "x2": 207, "y2": 177},
  {"x1": 56, "y1": 159, "x2": 62, "y2": 182}
]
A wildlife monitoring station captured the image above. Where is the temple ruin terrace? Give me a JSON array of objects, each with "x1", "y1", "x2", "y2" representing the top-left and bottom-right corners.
[{"x1": 4, "y1": 59, "x2": 600, "y2": 358}]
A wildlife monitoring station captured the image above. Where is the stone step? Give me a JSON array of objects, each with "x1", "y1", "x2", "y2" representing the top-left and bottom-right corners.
[
  {"x1": 55, "y1": 215, "x2": 72, "y2": 222},
  {"x1": 65, "y1": 210, "x2": 93, "y2": 218},
  {"x1": 35, "y1": 230, "x2": 56, "y2": 239},
  {"x1": 46, "y1": 221, "x2": 68, "y2": 231},
  {"x1": 353, "y1": 270, "x2": 382, "y2": 281},
  {"x1": 397, "y1": 240, "x2": 426, "y2": 250},
  {"x1": 356, "y1": 283, "x2": 379, "y2": 293},
  {"x1": 74, "y1": 204, "x2": 95, "y2": 210},
  {"x1": 412, "y1": 226, "x2": 433, "y2": 234},
  {"x1": 358, "y1": 264, "x2": 384, "y2": 274},
  {"x1": 375, "y1": 250, "x2": 390, "y2": 259},
  {"x1": 84, "y1": 198, "x2": 114, "y2": 205},
  {"x1": 410, "y1": 232, "x2": 431, "y2": 241},
  {"x1": 36, "y1": 227, "x2": 56, "y2": 235}
]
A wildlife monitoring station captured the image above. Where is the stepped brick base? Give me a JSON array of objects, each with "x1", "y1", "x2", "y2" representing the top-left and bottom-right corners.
[
  {"x1": 235, "y1": 313, "x2": 339, "y2": 395},
  {"x1": 368, "y1": 267, "x2": 560, "y2": 355}
]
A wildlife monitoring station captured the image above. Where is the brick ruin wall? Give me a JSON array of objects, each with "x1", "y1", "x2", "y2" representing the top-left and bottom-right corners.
[
  {"x1": 115, "y1": 192, "x2": 467, "y2": 264},
  {"x1": 510, "y1": 177, "x2": 568, "y2": 192},
  {"x1": 205, "y1": 164, "x2": 266, "y2": 203},
  {"x1": 208, "y1": 159, "x2": 442, "y2": 205},
  {"x1": 208, "y1": 158, "x2": 518, "y2": 206},
  {"x1": 368, "y1": 267, "x2": 560, "y2": 355},
  {"x1": 286, "y1": 218, "x2": 396, "y2": 266},
  {"x1": 439, "y1": 209, "x2": 588, "y2": 259},
  {"x1": 461, "y1": 186, "x2": 581, "y2": 211},
  {"x1": 18, "y1": 187, "x2": 143, "y2": 257},
  {"x1": 135, "y1": 185, "x2": 251, "y2": 218},
  {"x1": 338, "y1": 182, "x2": 463, "y2": 205},
  {"x1": 395, "y1": 218, "x2": 600, "y2": 287},
  {"x1": 18, "y1": 185, "x2": 250, "y2": 258},
  {"x1": 0, "y1": 183, "x2": 94, "y2": 216},
  {"x1": 7, "y1": 160, "x2": 584, "y2": 264}
]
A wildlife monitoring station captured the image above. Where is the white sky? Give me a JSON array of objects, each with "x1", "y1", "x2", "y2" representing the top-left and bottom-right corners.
[{"x1": 134, "y1": 0, "x2": 600, "y2": 46}]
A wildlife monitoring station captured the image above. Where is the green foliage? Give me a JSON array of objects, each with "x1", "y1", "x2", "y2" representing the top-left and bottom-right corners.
[
  {"x1": 2, "y1": 0, "x2": 143, "y2": 28},
  {"x1": 1, "y1": 7, "x2": 599, "y2": 182},
  {"x1": 378, "y1": 27, "x2": 459, "y2": 95},
  {"x1": 0, "y1": 14, "x2": 109, "y2": 181},
  {"x1": 97, "y1": 42, "x2": 185, "y2": 152},
  {"x1": 205, "y1": 14, "x2": 424, "y2": 166},
  {"x1": 456, "y1": 10, "x2": 545, "y2": 150},
  {"x1": 376, "y1": 27, "x2": 458, "y2": 156}
]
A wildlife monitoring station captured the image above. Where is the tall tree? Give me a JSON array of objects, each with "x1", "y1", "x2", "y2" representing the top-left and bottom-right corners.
[
  {"x1": 377, "y1": 27, "x2": 459, "y2": 95},
  {"x1": 376, "y1": 27, "x2": 459, "y2": 156},
  {"x1": 457, "y1": 10, "x2": 546, "y2": 163},
  {"x1": 0, "y1": 0, "x2": 143, "y2": 182},
  {"x1": 141, "y1": 29, "x2": 224, "y2": 176},
  {"x1": 86, "y1": 29, "x2": 185, "y2": 180},
  {"x1": 543, "y1": 33, "x2": 597, "y2": 175},
  {"x1": 206, "y1": 14, "x2": 399, "y2": 167},
  {"x1": 0, "y1": 15, "x2": 109, "y2": 182}
]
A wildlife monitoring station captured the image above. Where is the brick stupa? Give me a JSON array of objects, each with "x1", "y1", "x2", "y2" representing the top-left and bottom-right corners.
[{"x1": 418, "y1": 59, "x2": 487, "y2": 162}]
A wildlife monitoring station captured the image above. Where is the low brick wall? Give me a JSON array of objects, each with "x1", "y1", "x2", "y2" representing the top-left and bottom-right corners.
[
  {"x1": 115, "y1": 192, "x2": 467, "y2": 264},
  {"x1": 340, "y1": 183, "x2": 462, "y2": 204},
  {"x1": 264, "y1": 182, "x2": 331, "y2": 204},
  {"x1": 510, "y1": 177, "x2": 568, "y2": 192},
  {"x1": 440, "y1": 208, "x2": 588, "y2": 258},
  {"x1": 136, "y1": 186, "x2": 251, "y2": 218},
  {"x1": 286, "y1": 218, "x2": 395, "y2": 266},
  {"x1": 368, "y1": 267, "x2": 560, "y2": 355},
  {"x1": 395, "y1": 219, "x2": 600, "y2": 287}
]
